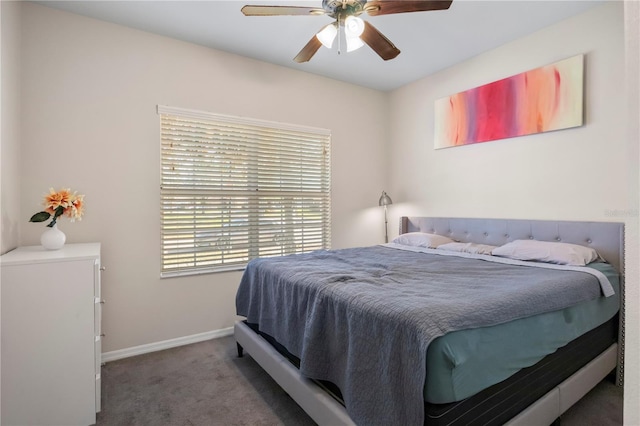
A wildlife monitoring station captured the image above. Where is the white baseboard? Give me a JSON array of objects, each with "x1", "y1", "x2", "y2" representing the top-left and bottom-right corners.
[{"x1": 101, "y1": 327, "x2": 234, "y2": 363}]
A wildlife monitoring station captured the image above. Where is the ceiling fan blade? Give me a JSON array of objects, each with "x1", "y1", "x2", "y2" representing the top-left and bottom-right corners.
[
  {"x1": 293, "y1": 35, "x2": 323, "y2": 63},
  {"x1": 360, "y1": 20, "x2": 400, "y2": 61},
  {"x1": 241, "y1": 5, "x2": 326, "y2": 16},
  {"x1": 364, "y1": 0, "x2": 452, "y2": 16}
]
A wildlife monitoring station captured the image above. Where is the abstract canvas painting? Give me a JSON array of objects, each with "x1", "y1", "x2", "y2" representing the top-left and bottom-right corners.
[{"x1": 434, "y1": 54, "x2": 584, "y2": 149}]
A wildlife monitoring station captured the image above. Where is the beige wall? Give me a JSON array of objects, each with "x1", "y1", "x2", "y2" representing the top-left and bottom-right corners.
[
  {"x1": 388, "y1": 1, "x2": 639, "y2": 422},
  {"x1": 18, "y1": 2, "x2": 389, "y2": 352},
  {"x1": 1, "y1": 0, "x2": 21, "y2": 254},
  {"x1": 623, "y1": 1, "x2": 639, "y2": 424},
  {"x1": 387, "y1": 2, "x2": 626, "y2": 227}
]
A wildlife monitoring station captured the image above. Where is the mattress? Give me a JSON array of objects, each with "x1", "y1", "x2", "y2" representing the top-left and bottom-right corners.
[
  {"x1": 424, "y1": 317, "x2": 618, "y2": 426},
  {"x1": 425, "y1": 261, "x2": 620, "y2": 403}
]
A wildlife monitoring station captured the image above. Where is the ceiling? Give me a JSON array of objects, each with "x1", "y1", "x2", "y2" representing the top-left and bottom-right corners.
[{"x1": 36, "y1": 0, "x2": 603, "y2": 91}]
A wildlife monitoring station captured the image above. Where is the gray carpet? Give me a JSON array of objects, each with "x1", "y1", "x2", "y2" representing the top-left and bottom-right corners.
[{"x1": 96, "y1": 335, "x2": 622, "y2": 426}]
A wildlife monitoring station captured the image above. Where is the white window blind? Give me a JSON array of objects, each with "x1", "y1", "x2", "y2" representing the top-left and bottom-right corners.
[{"x1": 158, "y1": 105, "x2": 331, "y2": 277}]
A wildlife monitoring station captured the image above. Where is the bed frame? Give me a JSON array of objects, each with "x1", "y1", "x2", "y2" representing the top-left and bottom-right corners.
[{"x1": 234, "y1": 217, "x2": 625, "y2": 425}]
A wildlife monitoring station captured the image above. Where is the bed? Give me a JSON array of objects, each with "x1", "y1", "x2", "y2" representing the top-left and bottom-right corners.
[{"x1": 234, "y1": 217, "x2": 625, "y2": 425}]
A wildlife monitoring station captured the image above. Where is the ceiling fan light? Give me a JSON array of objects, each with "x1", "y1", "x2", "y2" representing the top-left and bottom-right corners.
[
  {"x1": 316, "y1": 23, "x2": 338, "y2": 48},
  {"x1": 344, "y1": 15, "x2": 365, "y2": 37},
  {"x1": 346, "y1": 35, "x2": 364, "y2": 52}
]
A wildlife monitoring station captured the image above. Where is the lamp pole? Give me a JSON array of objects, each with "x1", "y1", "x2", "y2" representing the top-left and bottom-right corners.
[
  {"x1": 379, "y1": 191, "x2": 393, "y2": 244},
  {"x1": 384, "y1": 204, "x2": 389, "y2": 243}
]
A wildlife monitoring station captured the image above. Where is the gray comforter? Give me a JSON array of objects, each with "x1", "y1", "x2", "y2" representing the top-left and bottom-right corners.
[{"x1": 235, "y1": 245, "x2": 607, "y2": 426}]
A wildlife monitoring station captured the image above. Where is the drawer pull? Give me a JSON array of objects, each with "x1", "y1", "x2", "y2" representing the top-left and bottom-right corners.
[
  {"x1": 100, "y1": 266, "x2": 106, "y2": 271},
  {"x1": 100, "y1": 299, "x2": 106, "y2": 304}
]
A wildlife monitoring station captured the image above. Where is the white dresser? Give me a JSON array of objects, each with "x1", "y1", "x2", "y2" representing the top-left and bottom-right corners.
[{"x1": 1, "y1": 243, "x2": 102, "y2": 426}]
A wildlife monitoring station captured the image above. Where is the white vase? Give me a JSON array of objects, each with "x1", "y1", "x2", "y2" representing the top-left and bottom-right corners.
[{"x1": 41, "y1": 224, "x2": 66, "y2": 250}]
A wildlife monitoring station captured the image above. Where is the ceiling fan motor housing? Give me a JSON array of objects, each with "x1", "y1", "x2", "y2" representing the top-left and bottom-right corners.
[{"x1": 322, "y1": 0, "x2": 367, "y2": 18}]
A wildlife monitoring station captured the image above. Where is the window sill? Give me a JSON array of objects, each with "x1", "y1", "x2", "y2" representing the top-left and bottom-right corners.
[{"x1": 161, "y1": 264, "x2": 246, "y2": 279}]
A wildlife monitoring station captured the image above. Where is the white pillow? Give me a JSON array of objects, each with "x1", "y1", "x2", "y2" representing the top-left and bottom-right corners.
[
  {"x1": 491, "y1": 239, "x2": 600, "y2": 266},
  {"x1": 437, "y1": 242, "x2": 497, "y2": 255},
  {"x1": 392, "y1": 232, "x2": 454, "y2": 248}
]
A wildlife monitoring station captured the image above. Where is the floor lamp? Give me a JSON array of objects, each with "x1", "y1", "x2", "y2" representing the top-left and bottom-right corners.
[{"x1": 379, "y1": 191, "x2": 393, "y2": 243}]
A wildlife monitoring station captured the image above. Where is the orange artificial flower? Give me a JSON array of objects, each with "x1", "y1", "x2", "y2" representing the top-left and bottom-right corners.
[
  {"x1": 30, "y1": 187, "x2": 85, "y2": 227},
  {"x1": 64, "y1": 193, "x2": 85, "y2": 221},
  {"x1": 44, "y1": 187, "x2": 71, "y2": 212}
]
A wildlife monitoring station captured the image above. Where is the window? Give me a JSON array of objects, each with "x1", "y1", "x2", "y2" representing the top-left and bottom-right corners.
[{"x1": 158, "y1": 105, "x2": 331, "y2": 277}]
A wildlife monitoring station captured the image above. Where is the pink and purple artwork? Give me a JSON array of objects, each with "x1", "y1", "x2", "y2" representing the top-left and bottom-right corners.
[{"x1": 434, "y1": 55, "x2": 584, "y2": 149}]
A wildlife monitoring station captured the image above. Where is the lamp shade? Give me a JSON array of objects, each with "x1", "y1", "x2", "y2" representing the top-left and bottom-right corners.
[
  {"x1": 344, "y1": 16, "x2": 365, "y2": 52},
  {"x1": 379, "y1": 191, "x2": 392, "y2": 206},
  {"x1": 345, "y1": 16, "x2": 365, "y2": 37},
  {"x1": 316, "y1": 23, "x2": 338, "y2": 48}
]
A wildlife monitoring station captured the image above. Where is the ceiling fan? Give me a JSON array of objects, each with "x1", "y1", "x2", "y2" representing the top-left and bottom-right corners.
[{"x1": 241, "y1": 0, "x2": 453, "y2": 63}]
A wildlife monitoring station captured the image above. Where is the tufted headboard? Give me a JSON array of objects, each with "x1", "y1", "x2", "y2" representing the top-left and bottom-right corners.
[{"x1": 400, "y1": 217, "x2": 625, "y2": 275}]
